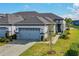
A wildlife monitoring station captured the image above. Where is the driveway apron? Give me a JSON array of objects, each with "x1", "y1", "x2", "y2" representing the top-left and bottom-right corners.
[{"x1": 0, "y1": 40, "x2": 36, "y2": 56}]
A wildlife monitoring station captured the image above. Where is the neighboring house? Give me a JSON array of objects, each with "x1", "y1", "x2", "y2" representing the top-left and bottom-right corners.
[
  {"x1": 0, "y1": 14, "x2": 23, "y2": 37},
  {"x1": 72, "y1": 20, "x2": 79, "y2": 26},
  {"x1": 0, "y1": 14, "x2": 9, "y2": 37},
  {"x1": 0, "y1": 11, "x2": 66, "y2": 41}
]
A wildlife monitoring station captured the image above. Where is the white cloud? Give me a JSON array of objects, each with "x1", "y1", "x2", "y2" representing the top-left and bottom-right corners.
[
  {"x1": 73, "y1": 3, "x2": 79, "y2": 7},
  {"x1": 62, "y1": 3, "x2": 79, "y2": 20},
  {"x1": 23, "y1": 5, "x2": 37, "y2": 11},
  {"x1": 61, "y1": 13, "x2": 79, "y2": 20},
  {"x1": 23, "y1": 5, "x2": 30, "y2": 9},
  {"x1": 72, "y1": 3, "x2": 79, "y2": 14},
  {"x1": 23, "y1": 4, "x2": 79, "y2": 20},
  {"x1": 74, "y1": 9, "x2": 79, "y2": 14}
]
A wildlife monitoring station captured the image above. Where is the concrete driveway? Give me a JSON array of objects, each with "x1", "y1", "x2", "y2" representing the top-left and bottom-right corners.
[{"x1": 0, "y1": 39, "x2": 36, "y2": 56}]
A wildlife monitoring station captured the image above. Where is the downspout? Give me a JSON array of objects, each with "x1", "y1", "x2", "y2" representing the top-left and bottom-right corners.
[{"x1": 11, "y1": 24, "x2": 13, "y2": 36}]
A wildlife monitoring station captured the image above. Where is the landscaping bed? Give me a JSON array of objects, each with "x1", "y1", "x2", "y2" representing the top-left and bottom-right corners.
[
  {"x1": 0, "y1": 34, "x2": 16, "y2": 46},
  {"x1": 20, "y1": 29, "x2": 79, "y2": 56}
]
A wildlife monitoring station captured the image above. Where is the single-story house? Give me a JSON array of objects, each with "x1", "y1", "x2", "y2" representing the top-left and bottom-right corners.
[{"x1": 0, "y1": 11, "x2": 66, "y2": 41}]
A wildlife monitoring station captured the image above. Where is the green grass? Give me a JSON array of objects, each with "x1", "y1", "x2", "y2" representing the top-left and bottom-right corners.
[
  {"x1": 20, "y1": 29, "x2": 79, "y2": 56},
  {"x1": 71, "y1": 25, "x2": 79, "y2": 29},
  {"x1": 0, "y1": 42, "x2": 6, "y2": 46}
]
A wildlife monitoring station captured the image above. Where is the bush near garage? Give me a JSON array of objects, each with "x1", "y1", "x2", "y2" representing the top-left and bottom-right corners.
[
  {"x1": 0, "y1": 37, "x2": 10, "y2": 43},
  {"x1": 0, "y1": 32, "x2": 10, "y2": 42},
  {"x1": 8, "y1": 34, "x2": 17, "y2": 40},
  {"x1": 5, "y1": 32, "x2": 13, "y2": 41},
  {"x1": 5, "y1": 31, "x2": 17, "y2": 40},
  {"x1": 0, "y1": 31, "x2": 17, "y2": 43},
  {"x1": 11, "y1": 34, "x2": 17, "y2": 39},
  {"x1": 0, "y1": 37, "x2": 5, "y2": 42}
]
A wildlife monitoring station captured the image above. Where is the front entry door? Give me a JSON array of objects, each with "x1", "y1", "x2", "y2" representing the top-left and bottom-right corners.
[{"x1": 56, "y1": 24, "x2": 61, "y2": 32}]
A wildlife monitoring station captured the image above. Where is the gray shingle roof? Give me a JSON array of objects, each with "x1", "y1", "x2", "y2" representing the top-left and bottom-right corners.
[
  {"x1": 36, "y1": 16, "x2": 51, "y2": 24},
  {"x1": 40, "y1": 13, "x2": 63, "y2": 20},
  {"x1": 13, "y1": 11, "x2": 38, "y2": 16},
  {"x1": 0, "y1": 14, "x2": 8, "y2": 24},
  {"x1": 8, "y1": 14, "x2": 24, "y2": 24},
  {"x1": 14, "y1": 11, "x2": 52, "y2": 25},
  {"x1": 14, "y1": 15, "x2": 51, "y2": 25},
  {"x1": 0, "y1": 11, "x2": 63, "y2": 25}
]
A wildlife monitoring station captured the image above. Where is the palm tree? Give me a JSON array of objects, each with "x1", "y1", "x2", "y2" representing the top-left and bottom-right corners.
[
  {"x1": 48, "y1": 24, "x2": 53, "y2": 51},
  {"x1": 47, "y1": 21, "x2": 55, "y2": 54}
]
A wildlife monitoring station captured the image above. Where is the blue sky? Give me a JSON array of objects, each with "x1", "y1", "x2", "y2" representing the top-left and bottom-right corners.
[{"x1": 0, "y1": 3, "x2": 79, "y2": 20}]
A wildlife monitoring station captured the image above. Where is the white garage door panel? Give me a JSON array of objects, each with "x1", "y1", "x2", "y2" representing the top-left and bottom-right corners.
[
  {"x1": 18, "y1": 28, "x2": 40, "y2": 40},
  {"x1": 0, "y1": 28, "x2": 7, "y2": 37}
]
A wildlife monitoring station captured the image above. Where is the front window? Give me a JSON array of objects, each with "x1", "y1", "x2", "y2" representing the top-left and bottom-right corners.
[{"x1": 56, "y1": 19, "x2": 62, "y2": 24}]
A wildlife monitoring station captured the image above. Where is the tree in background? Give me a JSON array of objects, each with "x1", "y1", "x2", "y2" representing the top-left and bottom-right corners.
[{"x1": 65, "y1": 18, "x2": 72, "y2": 30}]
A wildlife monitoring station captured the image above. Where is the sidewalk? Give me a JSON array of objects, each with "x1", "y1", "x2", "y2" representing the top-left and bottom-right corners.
[
  {"x1": 52, "y1": 35, "x2": 60, "y2": 44},
  {"x1": 38, "y1": 34, "x2": 60, "y2": 44}
]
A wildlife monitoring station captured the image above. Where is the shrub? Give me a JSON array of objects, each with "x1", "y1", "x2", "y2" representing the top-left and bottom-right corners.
[
  {"x1": 0, "y1": 37, "x2": 11, "y2": 43},
  {"x1": 59, "y1": 30, "x2": 69, "y2": 39},
  {"x1": 65, "y1": 49, "x2": 78, "y2": 56},
  {"x1": 0, "y1": 32, "x2": 15, "y2": 43},
  {"x1": 6, "y1": 34, "x2": 17, "y2": 41},
  {"x1": 5, "y1": 38, "x2": 10, "y2": 43},
  {"x1": 66, "y1": 28, "x2": 70, "y2": 30},
  {"x1": 66, "y1": 30, "x2": 70, "y2": 34},
  {"x1": 0, "y1": 37, "x2": 10, "y2": 42},
  {"x1": 65, "y1": 43, "x2": 79, "y2": 56},
  {"x1": 12, "y1": 34, "x2": 17, "y2": 39},
  {"x1": 0, "y1": 37, "x2": 5, "y2": 42},
  {"x1": 5, "y1": 31, "x2": 9, "y2": 38},
  {"x1": 9, "y1": 34, "x2": 17, "y2": 39}
]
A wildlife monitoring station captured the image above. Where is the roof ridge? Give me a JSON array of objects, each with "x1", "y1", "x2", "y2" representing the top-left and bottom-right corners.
[
  {"x1": 13, "y1": 11, "x2": 38, "y2": 14},
  {"x1": 49, "y1": 13, "x2": 63, "y2": 19}
]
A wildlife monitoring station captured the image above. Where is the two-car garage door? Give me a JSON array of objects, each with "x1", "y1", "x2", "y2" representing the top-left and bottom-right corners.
[{"x1": 17, "y1": 28, "x2": 40, "y2": 41}]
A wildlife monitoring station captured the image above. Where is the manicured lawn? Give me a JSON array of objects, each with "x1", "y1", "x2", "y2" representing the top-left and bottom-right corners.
[
  {"x1": 0, "y1": 42, "x2": 6, "y2": 46},
  {"x1": 20, "y1": 29, "x2": 79, "y2": 56},
  {"x1": 71, "y1": 25, "x2": 79, "y2": 29}
]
